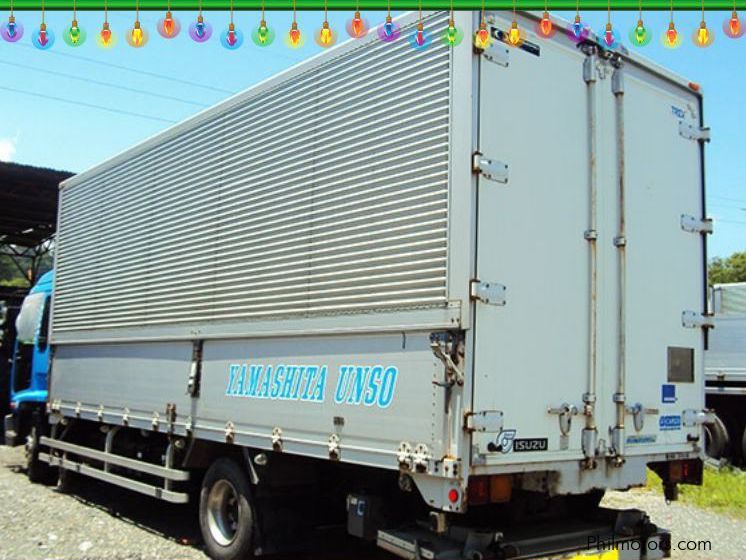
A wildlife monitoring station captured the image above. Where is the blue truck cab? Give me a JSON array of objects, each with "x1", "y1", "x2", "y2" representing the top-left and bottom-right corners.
[{"x1": 3, "y1": 270, "x2": 53, "y2": 447}]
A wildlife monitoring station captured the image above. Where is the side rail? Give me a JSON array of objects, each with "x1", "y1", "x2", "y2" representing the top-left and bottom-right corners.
[{"x1": 39, "y1": 431, "x2": 190, "y2": 504}]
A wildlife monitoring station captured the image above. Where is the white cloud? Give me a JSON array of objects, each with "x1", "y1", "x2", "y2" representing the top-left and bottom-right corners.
[{"x1": 0, "y1": 136, "x2": 17, "y2": 162}]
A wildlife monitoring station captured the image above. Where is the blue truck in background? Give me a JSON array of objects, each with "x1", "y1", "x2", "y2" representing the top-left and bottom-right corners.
[{"x1": 3, "y1": 270, "x2": 54, "y2": 480}]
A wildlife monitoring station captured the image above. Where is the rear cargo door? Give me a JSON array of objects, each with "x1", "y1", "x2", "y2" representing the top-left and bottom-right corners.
[
  {"x1": 603, "y1": 64, "x2": 706, "y2": 454},
  {"x1": 471, "y1": 25, "x2": 592, "y2": 464}
]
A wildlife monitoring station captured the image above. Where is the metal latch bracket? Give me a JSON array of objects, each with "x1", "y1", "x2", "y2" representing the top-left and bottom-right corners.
[
  {"x1": 681, "y1": 214, "x2": 713, "y2": 234},
  {"x1": 473, "y1": 152, "x2": 509, "y2": 184},
  {"x1": 470, "y1": 280, "x2": 507, "y2": 306},
  {"x1": 679, "y1": 121, "x2": 711, "y2": 142}
]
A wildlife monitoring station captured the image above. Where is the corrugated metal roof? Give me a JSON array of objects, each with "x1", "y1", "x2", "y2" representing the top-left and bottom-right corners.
[{"x1": 0, "y1": 162, "x2": 71, "y2": 248}]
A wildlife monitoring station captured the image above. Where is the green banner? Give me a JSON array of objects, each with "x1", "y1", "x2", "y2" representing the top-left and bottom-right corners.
[{"x1": 3, "y1": 1, "x2": 740, "y2": 9}]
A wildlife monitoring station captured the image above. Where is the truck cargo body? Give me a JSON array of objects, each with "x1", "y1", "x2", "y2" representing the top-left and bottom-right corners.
[
  {"x1": 40, "y1": 10, "x2": 708, "y2": 559},
  {"x1": 705, "y1": 283, "x2": 746, "y2": 463}
]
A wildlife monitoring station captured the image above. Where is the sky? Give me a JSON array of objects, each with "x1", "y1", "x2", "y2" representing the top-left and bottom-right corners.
[{"x1": 0, "y1": 9, "x2": 743, "y2": 258}]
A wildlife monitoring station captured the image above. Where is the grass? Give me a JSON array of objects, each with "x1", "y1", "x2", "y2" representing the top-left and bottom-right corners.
[
  {"x1": 646, "y1": 466, "x2": 746, "y2": 520},
  {"x1": 0, "y1": 278, "x2": 31, "y2": 288}
]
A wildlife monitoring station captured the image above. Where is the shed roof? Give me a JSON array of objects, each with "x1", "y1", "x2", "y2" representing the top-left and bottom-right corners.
[{"x1": 0, "y1": 162, "x2": 72, "y2": 248}]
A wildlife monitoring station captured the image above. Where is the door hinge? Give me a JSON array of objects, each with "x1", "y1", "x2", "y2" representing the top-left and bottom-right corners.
[
  {"x1": 682, "y1": 311, "x2": 714, "y2": 329},
  {"x1": 681, "y1": 214, "x2": 713, "y2": 234},
  {"x1": 679, "y1": 121, "x2": 711, "y2": 142},
  {"x1": 470, "y1": 280, "x2": 506, "y2": 306},
  {"x1": 479, "y1": 41, "x2": 509, "y2": 67},
  {"x1": 473, "y1": 152, "x2": 509, "y2": 184},
  {"x1": 683, "y1": 409, "x2": 717, "y2": 428},
  {"x1": 464, "y1": 410, "x2": 504, "y2": 433}
]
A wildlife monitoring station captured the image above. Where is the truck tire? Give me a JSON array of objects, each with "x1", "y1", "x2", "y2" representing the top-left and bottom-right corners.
[
  {"x1": 741, "y1": 426, "x2": 746, "y2": 465},
  {"x1": 25, "y1": 426, "x2": 56, "y2": 485},
  {"x1": 199, "y1": 458, "x2": 256, "y2": 560},
  {"x1": 703, "y1": 415, "x2": 729, "y2": 460}
]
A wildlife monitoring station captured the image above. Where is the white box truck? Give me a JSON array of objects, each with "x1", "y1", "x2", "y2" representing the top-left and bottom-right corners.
[
  {"x1": 704, "y1": 283, "x2": 746, "y2": 462},
  {"x1": 26, "y1": 10, "x2": 711, "y2": 560}
]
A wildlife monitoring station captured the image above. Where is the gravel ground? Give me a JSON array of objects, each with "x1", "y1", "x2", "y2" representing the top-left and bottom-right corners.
[
  {"x1": 0, "y1": 446, "x2": 383, "y2": 560},
  {"x1": 1, "y1": 445, "x2": 744, "y2": 560},
  {"x1": 602, "y1": 489, "x2": 746, "y2": 559}
]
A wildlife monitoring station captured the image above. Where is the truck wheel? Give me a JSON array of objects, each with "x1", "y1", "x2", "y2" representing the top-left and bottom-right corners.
[
  {"x1": 703, "y1": 415, "x2": 729, "y2": 460},
  {"x1": 199, "y1": 458, "x2": 256, "y2": 560},
  {"x1": 741, "y1": 426, "x2": 746, "y2": 465},
  {"x1": 25, "y1": 426, "x2": 56, "y2": 485}
]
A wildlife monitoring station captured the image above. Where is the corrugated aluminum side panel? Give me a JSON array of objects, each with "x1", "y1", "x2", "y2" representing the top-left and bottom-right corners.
[
  {"x1": 713, "y1": 283, "x2": 746, "y2": 314},
  {"x1": 53, "y1": 15, "x2": 453, "y2": 336}
]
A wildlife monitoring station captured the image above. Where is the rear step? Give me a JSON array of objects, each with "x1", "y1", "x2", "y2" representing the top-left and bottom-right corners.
[{"x1": 376, "y1": 510, "x2": 670, "y2": 560}]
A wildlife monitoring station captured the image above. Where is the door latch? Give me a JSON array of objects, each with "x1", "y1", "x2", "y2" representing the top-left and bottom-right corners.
[
  {"x1": 547, "y1": 403, "x2": 580, "y2": 436},
  {"x1": 431, "y1": 340, "x2": 465, "y2": 387},
  {"x1": 625, "y1": 403, "x2": 659, "y2": 432}
]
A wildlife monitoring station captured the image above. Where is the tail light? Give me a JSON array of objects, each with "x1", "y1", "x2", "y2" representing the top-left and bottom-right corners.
[
  {"x1": 467, "y1": 475, "x2": 512, "y2": 505},
  {"x1": 468, "y1": 476, "x2": 489, "y2": 505},
  {"x1": 668, "y1": 458, "x2": 702, "y2": 485}
]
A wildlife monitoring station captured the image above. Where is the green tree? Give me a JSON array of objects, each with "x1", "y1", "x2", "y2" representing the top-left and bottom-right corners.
[
  {"x1": 709, "y1": 250, "x2": 746, "y2": 285},
  {"x1": 0, "y1": 254, "x2": 28, "y2": 286},
  {"x1": 0, "y1": 252, "x2": 53, "y2": 288}
]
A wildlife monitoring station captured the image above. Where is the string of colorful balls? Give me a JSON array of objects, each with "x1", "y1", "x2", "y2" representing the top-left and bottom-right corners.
[{"x1": 0, "y1": 3, "x2": 743, "y2": 51}]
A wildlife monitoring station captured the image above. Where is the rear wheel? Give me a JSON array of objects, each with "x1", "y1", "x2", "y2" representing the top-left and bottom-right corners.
[
  {"x1": 199, "y1": 458, "x2": 256, "y2": 560},
  {"x1": 703, "y1": 415, "x2": 729, "y2": 460},
  {"x1": 25, "y1": 424, "x2": 56, "y2": 485}
]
